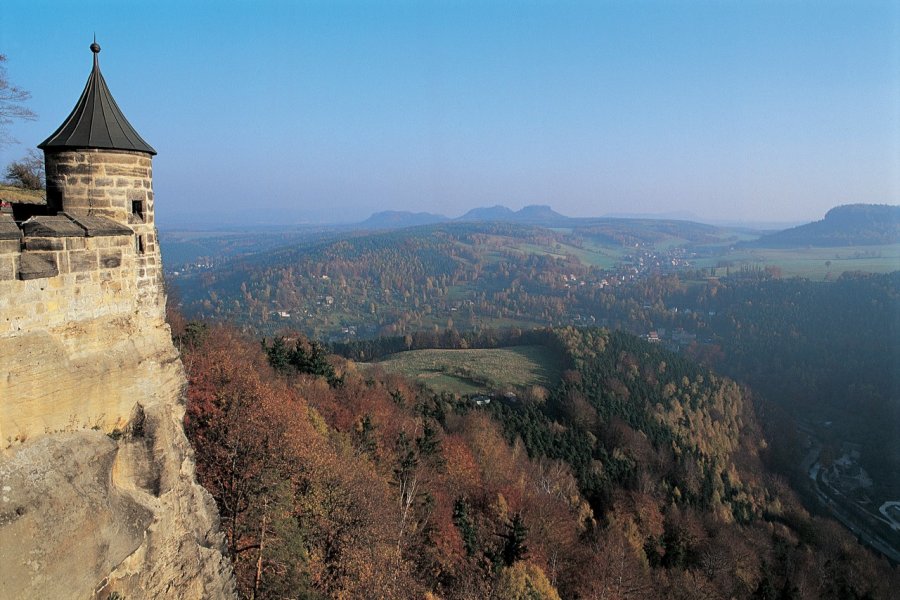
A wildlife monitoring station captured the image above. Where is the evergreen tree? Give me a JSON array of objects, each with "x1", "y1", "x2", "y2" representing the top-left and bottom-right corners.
[
  {"x1": 452, "y1": 497, "x2": 478, "y2": 557},
  {"x1": 264, "y1": 337, "x2": 291, "y2": 373},
  {"x1": 498, "y1": 512, "x2": 529, "y2": 566}
]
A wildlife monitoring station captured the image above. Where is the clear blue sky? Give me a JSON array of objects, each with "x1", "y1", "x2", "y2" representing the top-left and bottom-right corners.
[{"x1": 2, "y1": 0, "x2": 898, "y2": 227}]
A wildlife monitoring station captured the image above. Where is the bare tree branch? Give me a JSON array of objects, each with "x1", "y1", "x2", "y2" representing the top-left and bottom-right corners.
[{"x1": 0, "y1": 54, "x2": 37, "y2": 147}]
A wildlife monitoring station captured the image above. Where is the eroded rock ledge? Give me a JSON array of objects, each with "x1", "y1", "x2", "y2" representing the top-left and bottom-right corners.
[{"x1": 0, "y1": 402, "x2": 236, "y2": 599}]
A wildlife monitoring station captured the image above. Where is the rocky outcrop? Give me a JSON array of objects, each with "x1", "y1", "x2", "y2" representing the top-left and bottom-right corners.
[{"x1": 0, "y1": 395, "x2": 235, "y2": 599}]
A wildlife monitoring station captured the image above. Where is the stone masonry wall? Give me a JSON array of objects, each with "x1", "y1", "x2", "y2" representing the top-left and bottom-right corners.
[
  {"x1": 0, "y1": 224, "x2": 171, "y2": 443},
  {"x1": 45, "y1": 148, "x2": 162, "y2": 307},
  {"x1": 1, "y1": 148, "x2": 166, "y2": 443}
]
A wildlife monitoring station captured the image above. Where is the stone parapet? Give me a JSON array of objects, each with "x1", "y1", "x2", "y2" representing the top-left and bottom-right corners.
[
  {"x1": 0, "y1": 214, "x2": 21, "y2": 240},
  {"x1": 0, "y1": 213, "x2": 145, "y2": 284},
  {"x1": 21, "y1": 214, "x2": 85, "y2": 237}
]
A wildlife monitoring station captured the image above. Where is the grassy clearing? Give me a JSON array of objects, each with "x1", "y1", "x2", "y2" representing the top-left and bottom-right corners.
[
  {"x1": 508, "y1": 239, "x2": 623, "y2": 269},
  {"x1": 567, "y1": 242, "x2": 624, "y2": 268},
  {"x1": 370, "y1": 345, "x2": 565, "y2": 396},
  {"x1": 514, "y1": 241, "x2": 616, "y2": 267}
]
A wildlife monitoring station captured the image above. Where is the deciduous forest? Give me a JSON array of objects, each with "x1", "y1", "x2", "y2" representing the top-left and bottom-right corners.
[{"x1": 173, "y1": 315, "x2": 899, "y2": 599}]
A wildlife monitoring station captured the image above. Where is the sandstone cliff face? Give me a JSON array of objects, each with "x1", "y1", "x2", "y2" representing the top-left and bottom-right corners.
[
  {"x1": 0, "y1": 207, "x2": 235, "y2": 597},
  {"x1": 0, "y1": 398, "x2": 235, "y2": 599}
]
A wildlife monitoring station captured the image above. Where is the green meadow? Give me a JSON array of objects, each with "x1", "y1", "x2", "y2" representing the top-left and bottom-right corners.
[{"x1": 369, "y1": 345, "x2": 565, "y2": 396}]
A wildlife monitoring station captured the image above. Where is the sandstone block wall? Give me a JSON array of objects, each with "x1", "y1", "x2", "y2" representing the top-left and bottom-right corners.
[
  {"x1": 0, "y1": 211, "x2": 168, "y2": 443},
  {"x1": 45, "y1": 148, "x2": 162, "y2": 307}
]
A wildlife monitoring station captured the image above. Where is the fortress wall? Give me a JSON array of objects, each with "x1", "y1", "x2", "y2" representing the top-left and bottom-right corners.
[
  {"x1": 0, "y1": 209, "x2": 236, "y2": 600},
  {"x1": 0, "y1": 219, "x2": 174, "y2": 444},
  {"x1": 44, "y1": 148, "x2": 164, "y2": 304}
]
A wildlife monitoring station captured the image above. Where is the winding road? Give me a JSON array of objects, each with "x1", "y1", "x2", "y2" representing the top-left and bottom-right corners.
[{"x1": 803, "y1": 447, "x2": 900, "y2": 563}]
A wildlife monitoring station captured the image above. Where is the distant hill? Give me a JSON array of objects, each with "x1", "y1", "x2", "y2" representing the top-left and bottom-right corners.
[
  {"x1": 457, "y1": 205, "x2": 517, "y2": 221},
  {"x1": 457, "y1": 204, "x2": 569, "y2": 223},
  {"x1": 358, "y1": 204, "x2": 572, "y2": 227},
  {"x1": 359, "y1": 210, "x2": 449, "y2": 229},
  {"x1": 745, "y1": 204, "x2": 900, "y2": 248},
  {"x1": 513, "y1": 204, "x2": 569, "y2": 222}
]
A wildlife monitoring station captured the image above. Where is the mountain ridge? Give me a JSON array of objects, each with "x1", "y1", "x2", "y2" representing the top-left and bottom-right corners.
[{"x1": 358, "y1": 204, "x2": 573, "y2": 229}]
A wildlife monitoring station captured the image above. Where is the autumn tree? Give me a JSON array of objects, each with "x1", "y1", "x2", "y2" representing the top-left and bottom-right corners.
[
  {"x1": 184, "y1": 326, "x2": 426, "y2": 598},
  {"x1": 494, "y1": 562, "x2": 562, "y2": 600},
  {"x1": 176, "y1": 319, "x2": 900, "y2": 599},
  {"x1": 184, "y1": 327, "x2": 313, "y2": 593}
]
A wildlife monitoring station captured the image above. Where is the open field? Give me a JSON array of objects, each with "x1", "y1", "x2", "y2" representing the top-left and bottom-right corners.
[
  {"x1": 696, "y1": 244, "x2": 900, "y2": 280},
  {"x1": 516, "y1": 241, "x2": 623, "y2": 268},
  {"x1": 369, "y1": 345, "x2": 565, "y2": 396}
]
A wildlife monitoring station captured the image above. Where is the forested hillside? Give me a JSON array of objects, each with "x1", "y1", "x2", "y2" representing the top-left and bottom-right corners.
[
  {"x1": 177, "y1": 222, "x2": 612, "y2": 337},
  {"x1": 174, "y1": 220, "x2": 750, "y2": 339},
  {"x1": 169, "y1": 217, "x2": 900, "y2": 577},
  {"x1": 172, "y1": 213, "x2": 900, "y2": 344},
  {"x1": 175, "y1": 317, "x2": 899, "y2": 599},
  {"x1": 622, "y1": 272, "x2": 900, "y2": 493},
  {"x1": 745, "y1": 204, "x2": 900, "y2": 248}
]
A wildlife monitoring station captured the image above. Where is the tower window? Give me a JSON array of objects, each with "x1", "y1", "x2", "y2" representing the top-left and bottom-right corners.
[
  {"x1": 131, "y1": 199, "x2": 145, "y2": 222},
  {"x1": 137, "y1": 234, "x2": 146, "y2": 255}
]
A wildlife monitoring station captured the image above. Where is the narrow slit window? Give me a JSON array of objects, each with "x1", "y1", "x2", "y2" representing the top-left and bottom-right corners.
[
  {"x1": 131, "y1": 199, "x2": 145, "y2": 222},
  {"x1": 137, "y1": 234, "x2": 146, "y2": 255}
]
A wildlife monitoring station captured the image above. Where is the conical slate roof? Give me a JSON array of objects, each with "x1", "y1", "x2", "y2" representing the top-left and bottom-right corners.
[{"x1": 39, "y1": 41, "x2": 156, "y2": 155}]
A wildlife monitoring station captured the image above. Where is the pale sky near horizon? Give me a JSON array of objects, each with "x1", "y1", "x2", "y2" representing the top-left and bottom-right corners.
[{"x1": 2, "y1": 1, "x2": 898, "y2": 227}]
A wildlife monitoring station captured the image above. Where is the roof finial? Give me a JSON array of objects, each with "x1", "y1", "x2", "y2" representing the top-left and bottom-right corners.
[{"x1": 90, "y1": 34, "x2": 100, "y2": 54}]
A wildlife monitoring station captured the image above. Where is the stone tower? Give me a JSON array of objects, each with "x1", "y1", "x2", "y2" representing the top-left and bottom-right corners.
[
  {"x1": 37, "y1": 39, "x2": 163, "y2": 311},
  {"x1": 0, "y1": 41, "x2": 171, "y2": 440}
]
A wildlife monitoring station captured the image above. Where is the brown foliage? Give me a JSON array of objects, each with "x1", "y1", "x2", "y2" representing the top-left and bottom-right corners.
[
  {"x1": 184, "y1": 327, "x2": 420, "y2": 598},
  {"x1": 178, "y1": 322, "x2": 900, "y2": 600}
]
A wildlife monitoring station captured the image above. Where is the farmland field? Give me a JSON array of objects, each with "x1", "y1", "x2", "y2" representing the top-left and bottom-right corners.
[{"x1": 695, "y1": 244, "x2": 900, "y2": 280}]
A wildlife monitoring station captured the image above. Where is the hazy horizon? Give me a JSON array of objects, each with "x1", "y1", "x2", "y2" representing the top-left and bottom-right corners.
[
  {"x1": 2, "y1": 1, "x2": 898, "y2": 227},
  {"x1": 153, "y1": 202, "x2": 812, "y2": 231}
]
